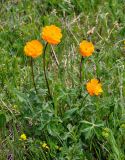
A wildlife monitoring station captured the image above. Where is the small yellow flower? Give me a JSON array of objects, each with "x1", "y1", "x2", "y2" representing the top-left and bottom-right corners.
[
  {"x1": 20, "y1": 133, "x2": 27, "y2": 141},
  {"x1": 42, "y1": 143, "x2": 47, "y2": 148},
  {"x1": 45, "y1": 145, "x2": 49, "y2": 150},
  {"x1": 86, "y1": 79, "x2": 103, "y2": 96},
  {"x1": 41, "y1": 142, "x2": 49, "y2": 150},
  {"x1": 24, "y1": 40, "x2": 43, "y2": 58},
  {"x1": 79, "y1": 40, "x2": 94, "y2": 57},
  {"x1": 41, "y1": 25, "x2": 62, "y2": 45}
]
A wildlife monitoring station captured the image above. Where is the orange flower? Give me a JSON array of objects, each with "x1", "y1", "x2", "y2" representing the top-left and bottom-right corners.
[
  {"x1": 41, "y1": 25, "x2": 62, "y2": 45},
  {"x1": 24, "y1": 40, "x2": 43, "y2": 58},
  {"x1": 86, "y1": 79, "x2": 103, "y2": 96},
  {"x1": 79, "y1": 40, "x2": 94, "y2": 57}
]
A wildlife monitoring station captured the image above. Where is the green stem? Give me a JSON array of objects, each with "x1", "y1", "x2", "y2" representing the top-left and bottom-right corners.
[
  {"x1": 80, "y1": 56, "x2": 84, "y2": 84},
  {"x1": 79, "y1": 56, "x2": 84, "y2": 98},
  {"x1": 30, "y1": 58, "x2": 37, "y2": 94},
  {"x1": 43, "y1": 43, "x2": 55, "y2": 107}
]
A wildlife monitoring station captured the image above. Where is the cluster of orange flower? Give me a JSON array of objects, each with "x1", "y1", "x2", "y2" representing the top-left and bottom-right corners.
[{"x1": 24, "y1": 25, "x2": 103, "y2": 96}]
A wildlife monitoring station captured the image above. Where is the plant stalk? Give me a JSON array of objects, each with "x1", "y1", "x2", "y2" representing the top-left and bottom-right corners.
[
  {"x1": 80, "y1": 56, "x2": 84, "y2": 84},
  {"x1": 43, "y1": 43, "x2": 54, "y2": 107},
  {"x1": 30, "y1": 57, "x2": 37, "y2": 94},
  {"x1": 79, "y1": 56, "x2": 84, "y2": 98}
]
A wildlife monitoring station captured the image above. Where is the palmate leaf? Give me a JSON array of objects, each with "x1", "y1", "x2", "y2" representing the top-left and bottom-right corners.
[
  {"x1": 63, "y1": 108, "x2": 78, "y2": 120},
  {"x1": 80, "y1": 120, "x2": 104, "y2": 139},
  {"x1": 80, "y1": 120, "x2": 104, "y2": 127}
]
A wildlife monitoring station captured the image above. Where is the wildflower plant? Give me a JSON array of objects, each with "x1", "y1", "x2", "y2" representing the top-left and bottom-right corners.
[
  {"x1": 24, "y1": 40, "x2": 43, "y2": 93},
  {"x1": 78, "y1": 40, "x2": 95, "y2": 98},
  {"x1": 1, "y1": 1, "x2": 125, "y2": 160},
  {"x1": 41, "y1": 25, "x2": 62, "y2": 108}
]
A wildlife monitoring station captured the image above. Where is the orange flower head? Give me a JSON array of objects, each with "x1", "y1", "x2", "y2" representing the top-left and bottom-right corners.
[
  {"x1": 86, "y1": 79, "x2": 103, "y2": 96},
  {"x1": 79, "y1": 40, "x2": 94, "y2": 57},
  {"x1": 41, "y1": 25, "x2": 62, "y2": 45},
  {"x1": 24, "y1": 40, "x2": 43, "y2": 58}
]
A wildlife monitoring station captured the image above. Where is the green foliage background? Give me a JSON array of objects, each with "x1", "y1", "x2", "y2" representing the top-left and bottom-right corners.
[{"x1": 0, "y1": 0, "x2": 125, "y2": 159}]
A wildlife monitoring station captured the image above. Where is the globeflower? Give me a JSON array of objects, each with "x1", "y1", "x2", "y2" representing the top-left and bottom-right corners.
[
  {"x1": 20, "y1": 133, "x2": 27, "y2": 141},
  {"x1": 79, "y1": 40, "x2": 94, "y2": 57},
  {"x1": 24, "y1": 40, "x2": 43, "y2": 58},
  {"x1": 86, "y1": 79, "x2": 103, "y2": 96},
  {"x1": 41, "y1": 25, "x2": 62, "y2": 45}
]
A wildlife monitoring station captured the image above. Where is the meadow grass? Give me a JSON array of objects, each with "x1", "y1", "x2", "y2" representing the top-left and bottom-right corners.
[{"x1": 0, "y1": 0, "x2": 125, "y2": 159}]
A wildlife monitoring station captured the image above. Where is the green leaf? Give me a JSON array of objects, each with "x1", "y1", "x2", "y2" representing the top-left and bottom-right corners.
[
  {"x1": 63, "y1": 108, "x2": 78, "y2": 120},
  {"x1": 0, "y1": 113, "x2": 6, "y2": 128}
]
